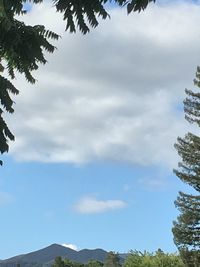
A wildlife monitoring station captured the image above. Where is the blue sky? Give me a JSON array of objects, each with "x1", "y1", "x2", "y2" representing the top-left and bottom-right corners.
[
  {"x1": 1, "y1": 0, "x2": 200, "y2": 260},
  {"x1": 0, "y1": 158, "x2": 187, "y2": 257}
]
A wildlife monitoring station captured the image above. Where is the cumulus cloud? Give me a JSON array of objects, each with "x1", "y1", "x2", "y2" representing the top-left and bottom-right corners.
[
  {"x1": 61, "y1": 243, "x2": 78, "y2": 251},
  {"x1": 7, "y1": 1, "x2": 200, "y2": 168},
  {"x1": 74, "y1": 196, "x2": 127, "y2": 214}
]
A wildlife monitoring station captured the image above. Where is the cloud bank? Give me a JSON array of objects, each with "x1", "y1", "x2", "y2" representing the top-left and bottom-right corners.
[{"x1": 7, "y1": 1, "x2": 200, "y2": 168}]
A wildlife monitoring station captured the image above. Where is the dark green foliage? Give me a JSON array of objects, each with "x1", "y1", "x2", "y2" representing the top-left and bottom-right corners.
[
  {"x1": 1, "y1": 21, "x2": 58, "y2": 82},
  {"x1": 0, "y1": 0, "x2": 59, "y2": 164},
  {"x1": 0, "y1": 0, "x2": 155, "y2": 164},
  {"x1": 53, "y1": 0, "x2": 109, "y2": 34},
  {"x1": 52, "y1": 257, "x2": 84, "y2": 267},
  {"x1": 85, "y1": 260, "x2": 103, "y2": 267},
  {"x1": 127, "y1": 0, "x2": 156, "y2": 14},
  {"x1": 53, "y1": 0, "x2": 156, "y2": 34},
  {"x1": 179, "y1": 249, "x2": 200, "y2": 267},
  {"x1": 52, "y1": 257, "x2": 65, "y2": 267},
  {"x1": 173, "y1": 67, "x2": 200, "y2": 267},
  {"x1": 64, "y1": 259, "x2": 84, "y2": 267},
  {"x1": 0, "y1": 75, "x2": 19, "y2": 165},
  {"x1": 173, "y1": 193, "x2": 200, "y2": 247}
]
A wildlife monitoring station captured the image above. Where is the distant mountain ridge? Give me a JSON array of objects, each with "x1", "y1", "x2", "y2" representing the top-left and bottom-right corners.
[{"x1": 0, "y1": 244, "x2": 126, "y2": 267}]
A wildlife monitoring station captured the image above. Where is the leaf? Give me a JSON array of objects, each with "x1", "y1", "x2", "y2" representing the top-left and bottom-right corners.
[{"x1": 127, "y1": 2, "x2": 134, "y2": 14}]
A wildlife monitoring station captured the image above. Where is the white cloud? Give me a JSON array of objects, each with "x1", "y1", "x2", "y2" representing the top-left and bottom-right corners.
[
  {"x1": 7, "y1": 1, "x2": 200, "y2": 168},
  {"x1": 74, "y1": 196, "x2": 127, "y2": 214},
  {"x1": 61, "y1": 243, "x2": 78, "y2": 251}
]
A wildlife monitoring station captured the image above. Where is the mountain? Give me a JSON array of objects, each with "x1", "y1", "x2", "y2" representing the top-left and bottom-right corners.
[
  {"x1": 70, "y1": 249, "x2": 107, "y2": 263},
  {"x1": 0, "y1": 244, "x2": 122, "y2": 267},
  {"x1": 6, "y1": 244, "x2": 77, "y2": 263}
]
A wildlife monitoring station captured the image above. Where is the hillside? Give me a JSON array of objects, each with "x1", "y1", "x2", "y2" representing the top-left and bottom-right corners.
[{"x1": 0, "y1": 244, "x2": 123, "y2": 267}]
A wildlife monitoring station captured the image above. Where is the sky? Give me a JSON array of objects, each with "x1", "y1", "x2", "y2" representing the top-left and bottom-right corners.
[{"x1": 0, "y1": 0, "x2": 200, "y2": 260}]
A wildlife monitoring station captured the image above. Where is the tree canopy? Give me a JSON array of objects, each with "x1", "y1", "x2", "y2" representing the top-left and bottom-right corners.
[
  {"x1": 53, "y1": 0, "x2": 156, "y2": 34},
  {"x1": 124, "y1": 250, "x2": 184, "y2": 267},
  {"x1": 85, "y1": 260, "x2": 103, "y2": 267},
  {"x1": 0, "y1": 0, "x2": 155, "y2": 164},
  {"x1": 52, "y1": 250, "x2": 185, "y2": 267}
]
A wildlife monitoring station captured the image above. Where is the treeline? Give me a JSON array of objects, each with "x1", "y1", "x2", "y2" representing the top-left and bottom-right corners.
[
  {"x1": 52, "y1": 249, "x2": 184, "y2": 267},
  {"x1": 124, "y1": 250, "x2": 184, "y2": 267}
]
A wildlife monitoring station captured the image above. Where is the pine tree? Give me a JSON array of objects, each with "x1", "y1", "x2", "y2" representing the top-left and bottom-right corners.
[{"x1": 172, "y1": 67, "x2": 200, "y2": 267}]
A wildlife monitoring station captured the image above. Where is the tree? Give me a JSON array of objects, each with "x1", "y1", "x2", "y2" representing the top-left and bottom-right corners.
[
  {"x1": 172, "y1": 67, "x2": 200, "y2": 267},
  {"x1": 123, "y1": 251, "x2": 144, "y2": 267},
  {"x1": 64, "y1": 258, "x2": 84, "y2": 267},
  {"x1": 85, "y1": 260, "x2": 103, "y2": 267},
  {"x1": 104, "y1": 252, "x2": 121, "y2": 267},
  {"x1": 0, "y1": 0, "x2": 155, "y2": 164},
  {"x1": 124, "y1": 250, "x2": 184, "y2": 267},
  {"x1": 52, "y1": 256, "x2": 66, "y2": 267},
  {"x1": 0, "y1": 0, "x2": 59, "y2": 164},
  {"x1": 153, "y1": 249, "x2": 184, "y2": 267},
  {"x1": 53, "y1": 0, "x2": 156, "y2": 34}
]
